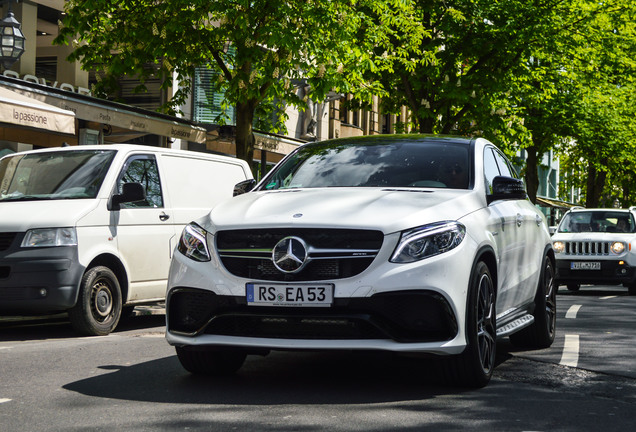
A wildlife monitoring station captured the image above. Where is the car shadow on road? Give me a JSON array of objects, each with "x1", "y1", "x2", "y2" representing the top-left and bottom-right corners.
[{"x1": 62, "y1": 348, "x2": 516, "y2": 405}]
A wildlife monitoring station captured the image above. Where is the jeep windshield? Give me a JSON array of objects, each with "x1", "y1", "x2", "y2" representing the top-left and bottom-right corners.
[
  {"x1": 558, "y1": 211, "x2": 635, "y2": 233},
  {"x1": 259, "y1": 138, "x2": 471, "y2": 190},
  {"x1": 0, "y1": 150, "x2": 116, "y2": 201}
]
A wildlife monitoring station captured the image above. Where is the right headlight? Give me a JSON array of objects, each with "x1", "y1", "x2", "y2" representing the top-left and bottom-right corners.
[
  {"x1": 390, "y1": 221, "x2": 466, "y2": 263},
  {"x1": 553, "y1": 241, "x2": 565, "y2": 254},
  {"x1": 177, "y1": 223, "x2": 211, "y2": 262}
]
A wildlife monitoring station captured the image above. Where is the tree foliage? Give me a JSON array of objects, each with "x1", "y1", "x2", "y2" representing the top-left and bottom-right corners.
[{"x1": 55, "y1": 0, "x2": 423, "y2": 170}]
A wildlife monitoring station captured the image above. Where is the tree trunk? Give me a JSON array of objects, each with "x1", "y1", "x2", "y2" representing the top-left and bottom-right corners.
[
  {"x1": 235, "y1": 100, "x2": 256, "y2": 175},
  {"x1": 524, "y1": 146, "x2": 539, "y2": 204},
  {"x1": 585, "y1": 161, "x2": 607, "y2": 208}
]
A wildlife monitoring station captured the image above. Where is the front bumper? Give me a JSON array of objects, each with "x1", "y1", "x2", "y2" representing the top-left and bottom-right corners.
[
  {"x1": 555, "y1": 258, "x2": 636, "y2": 285},
  {"x1": 0, "y1": 234, "x2": 84, "y2": 313},
  {"x1": 165, "y1": 239, "x2": 473, "y2": 355}
]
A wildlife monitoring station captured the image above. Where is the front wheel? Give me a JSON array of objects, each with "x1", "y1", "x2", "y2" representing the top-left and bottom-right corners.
[
  {"x1": 444, "y1": 261, "x2": 496, "y2": 388},
  {"x1": 68, "y1": 266, "x2": 122, "y2": 336},
  {"x1": 176, "y1": 347, "x2": 247, "y2": 375},
  {"x1": 510, "y1": 255, "x2": 556, "y2": 348}
]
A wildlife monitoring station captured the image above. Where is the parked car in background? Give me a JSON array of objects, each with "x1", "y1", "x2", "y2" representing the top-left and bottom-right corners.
[
  {"x1": 552, "y1": 207, "x2": 636, "y2": 294},
  {"x1": 0, "y1": 144, "x2": 252, "y2": 335},
  {"x1": 166, "y1": 134, "x2": 556, "y2": 388}
]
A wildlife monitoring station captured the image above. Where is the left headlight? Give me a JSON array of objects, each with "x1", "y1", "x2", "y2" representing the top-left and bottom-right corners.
[
  {"x1": 21, "y1": 228, "x2": 77, "y2": 247},
  {"x1": 390, "y1": 221, "x2": 466, "y2": 263},
  {"x1": 611, "y1": 241, "x2": 625, "y2": 254},
  {"x1": 177, "y1": 223, "x2": 211, "y2": 262}
]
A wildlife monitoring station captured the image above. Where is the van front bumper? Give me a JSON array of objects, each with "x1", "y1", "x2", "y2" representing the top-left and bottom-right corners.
[{"x1": 0, "y1": 243, "x2": 85, "y2": 314}]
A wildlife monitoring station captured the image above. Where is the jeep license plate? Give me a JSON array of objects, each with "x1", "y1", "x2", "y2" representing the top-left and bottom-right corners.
[
  {"x1": 570, "y1": 261, "x2": 601, "y2": 270},
  {"x1": 246, "y1": 283, "x2": 334, "y2": 307}
]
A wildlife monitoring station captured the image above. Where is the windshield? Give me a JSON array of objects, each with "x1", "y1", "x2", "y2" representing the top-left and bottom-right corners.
[
  {"x1": 259, "y1": 139, "x2": 471, "y2": 190},
  {"x1": 558, "y1": 211, "x2": 635, "y2": 233},
  {"x1": 0, "y1": 150, "x2": 116, "y2": 202}
]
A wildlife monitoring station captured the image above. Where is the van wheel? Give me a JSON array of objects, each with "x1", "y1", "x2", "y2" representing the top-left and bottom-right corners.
[
  {"x1": 68, "y1": 266, "x2": 122, "y2": 336},
  {"x1": 443, "y1": 261, "x2": 496, "y2": 388},
  {"x1": 510, "y1": 255, "x2": 556, "y2": 348},
  {"x1": 628, "y1": 284, "x2": 636, "y2": 296},
  {"x1": 176, "y1": 347, "x2": 247, "y2": 375}
]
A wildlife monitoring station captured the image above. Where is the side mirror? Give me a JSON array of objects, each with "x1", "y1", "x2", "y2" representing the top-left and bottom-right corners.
[
  {"x1": 233, "y1": 179, "x2": 257, "y2": 196},
  {"x1": 109, "y1": 182, "x2": 146, "y2": 210},
  {"x1": 487, "y1": 176, "x2": 527, "y2": 204}
]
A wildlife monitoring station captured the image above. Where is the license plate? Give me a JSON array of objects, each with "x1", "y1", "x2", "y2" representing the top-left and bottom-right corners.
[
  {"x1": 571, "y1": 261, "x2": 601, "y2": 270},
  {"x1": 246, "y1": 283, "x2": 334, "y2": 307}
]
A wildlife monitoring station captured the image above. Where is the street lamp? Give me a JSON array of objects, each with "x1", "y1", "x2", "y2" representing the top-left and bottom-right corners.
[{"x1": 0, "y1": 0, "x2": 25, "y2": 70}]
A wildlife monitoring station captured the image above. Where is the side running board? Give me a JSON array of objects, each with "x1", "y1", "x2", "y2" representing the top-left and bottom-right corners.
[{"x1": 496, "y1": 314, "x2": 535, "y2": 338}]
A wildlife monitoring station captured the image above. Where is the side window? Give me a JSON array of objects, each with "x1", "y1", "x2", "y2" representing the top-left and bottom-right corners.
[
  {"x1": 483, "y1": 148, "x2": 500, "y2": 195},
  {"x1": 117, "y1": 155, "x2": 163, "y2": 208},
  {"x1": 492, "y1": 150, "x2": 516, "y2": 178}
]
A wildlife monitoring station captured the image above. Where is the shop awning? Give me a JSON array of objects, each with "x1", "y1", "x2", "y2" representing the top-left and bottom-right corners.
[
  {"x1": 536, "y1": 196, "x2": 579, "y2": 209},
  {"x1": 0, "y1": 86, "x2": 75, "y2": 135},
  {"x1": 1, "y1": 79, "x2": 206, "y2": 144}
]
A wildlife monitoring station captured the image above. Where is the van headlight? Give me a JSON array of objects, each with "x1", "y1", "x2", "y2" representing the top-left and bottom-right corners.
[
  {"x1": 177, "y1": 223, "x2": 211, "y2": 262},
  {"x1": 391, "y1": 221, "x2": 466, "y2": 263},
  {"x1": 21, "y1": 228, "x2": 77, "y2": 247}
]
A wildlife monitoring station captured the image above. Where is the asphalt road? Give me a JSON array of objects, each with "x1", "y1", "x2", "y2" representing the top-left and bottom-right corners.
[{"x1": 1, "y1": 287, "x2": 636, "y2": 431}]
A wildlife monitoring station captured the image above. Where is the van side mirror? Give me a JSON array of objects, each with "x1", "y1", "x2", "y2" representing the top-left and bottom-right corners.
[
  {"x1": 109, "y1": 182, "x2": 146, "y2": 210},
  {"x1": 233, "y1": 179, "x2": 256, "y2": 196},
  {"x1": 487, "y1": 176, "x2": 527, "y2": 204}
]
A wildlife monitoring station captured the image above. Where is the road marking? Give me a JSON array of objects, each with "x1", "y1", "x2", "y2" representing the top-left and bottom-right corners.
[
  {"x1": 565, "y1": 304, "x2": 582, "y2": 319},
  {"x1": 560, "y1": 334, "x2": 579, "y2": 367},
  {"x1": 600, "y1": 295, "x2": 617, "y2": 300},
  {"x1": 0, "y1": 398, "x2": 11, "y2": 404}
]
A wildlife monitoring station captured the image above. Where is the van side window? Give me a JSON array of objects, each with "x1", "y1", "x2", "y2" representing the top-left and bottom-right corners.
[{"x1": 118, "y1": 156, "x2": 164, "y2": 208}]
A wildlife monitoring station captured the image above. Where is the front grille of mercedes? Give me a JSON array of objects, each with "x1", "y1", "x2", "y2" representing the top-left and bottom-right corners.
[
  {"x1": 562, "y1": 241, "x2": 611, "y2": 256},
  {"x1": 216, "y1": 228, "x2": 384, "y2": 281}
]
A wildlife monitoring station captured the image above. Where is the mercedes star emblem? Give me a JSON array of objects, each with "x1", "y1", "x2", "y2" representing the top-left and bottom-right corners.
[{"x1": 272, "y1": 236, "x2": 308, "y2": 273}]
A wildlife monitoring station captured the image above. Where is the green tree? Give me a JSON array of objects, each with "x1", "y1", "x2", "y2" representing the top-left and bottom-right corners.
[
  {"x1": 55, "y1": 0, "x2": 423, "y2": 171},
  {"x1": 369, "y1": 0, "x2": 636, "y2": 203}
]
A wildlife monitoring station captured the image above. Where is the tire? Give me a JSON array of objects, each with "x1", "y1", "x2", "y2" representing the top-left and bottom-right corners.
[
  {"x1": 629, "y1": 284, "x2": 636, "y2": 296},
  {"x1": 510, "y1": 255, "x2": 557, "y2": 349},
  {"x1": 68, "y1": 266, "x2": 123, "y2": 336},
  {"x1": 443, "y1": 261, "x2": 496, "y2": 388},
  {"x1": 176, "y1": 347, "x2": 247, "y2": 375},
  {"x1": 566, "y1": 283, "x2": 580, "y2": 292}
]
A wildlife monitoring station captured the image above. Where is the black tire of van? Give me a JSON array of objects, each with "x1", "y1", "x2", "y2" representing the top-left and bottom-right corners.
[{"x1": 68, "y1": 266, "x2": 122, "y2": 336}]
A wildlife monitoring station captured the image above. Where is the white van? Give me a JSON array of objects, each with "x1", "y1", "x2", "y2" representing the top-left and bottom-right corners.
[{"x1": 0, "y1": 144, "x2": 253, "y2": 335}]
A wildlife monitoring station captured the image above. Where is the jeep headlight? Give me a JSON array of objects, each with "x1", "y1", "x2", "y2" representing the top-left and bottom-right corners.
[
  {"x1": 553, "y1": 241, "x2": 565, "y2": 254},
  {"x1": 391, "y1": 221, "x2": 466, "y2": 263},
  {"x1": 21, "y1": 228, "x2": 77, "y2": 247},
  {"x1": 611, "y1": 241, "x2": 625, "y2": 254},
  {"x1": 177, "y1": 223, "x2": 211, "y2": 262}
]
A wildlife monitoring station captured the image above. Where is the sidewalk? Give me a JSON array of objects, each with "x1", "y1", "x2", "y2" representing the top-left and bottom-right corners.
[{"x1": 0, "y1": 304, "x2": 165, "y2": 323}]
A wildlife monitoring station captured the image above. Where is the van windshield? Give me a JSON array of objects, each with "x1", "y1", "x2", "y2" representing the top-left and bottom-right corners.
[{"x1": 0, "y1": 150, "x2": 116, "y2": 201}]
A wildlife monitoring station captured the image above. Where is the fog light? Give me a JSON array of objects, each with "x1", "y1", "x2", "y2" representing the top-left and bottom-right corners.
[
  {"x1": 39, "y1": 288, "x2": 47, "y2": 297},
  {"x1": 619, "y1": 261, "x2": 625, "y2": 265}
]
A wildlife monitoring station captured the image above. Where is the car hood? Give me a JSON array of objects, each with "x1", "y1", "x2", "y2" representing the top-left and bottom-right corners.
[
  {"x1": 0, "y1": 199, "x2": 98, "y2": 231},
  {"x1": 203, "y1": 188, "x2": 484, "y2": 234}
]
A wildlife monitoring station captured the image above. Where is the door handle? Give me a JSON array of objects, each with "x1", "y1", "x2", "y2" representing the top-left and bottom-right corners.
[
  {"x1": 159, "y1": 212, "x2": 170, "y2": 221},
  {"x1": 516, "y1": 213, "x2": 523, "y2": 227}
]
